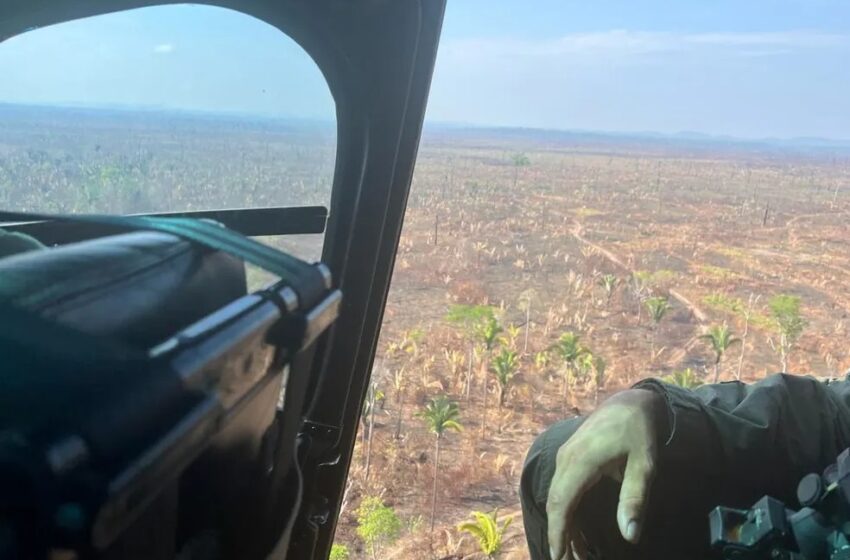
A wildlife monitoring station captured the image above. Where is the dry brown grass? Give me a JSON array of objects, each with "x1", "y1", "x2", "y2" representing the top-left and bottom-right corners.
[{"x1": 337, "y1": 135, "x2": 850, "y2": 558}]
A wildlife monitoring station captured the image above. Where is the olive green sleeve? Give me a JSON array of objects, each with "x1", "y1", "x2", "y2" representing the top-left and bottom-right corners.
[{"x1": 634, "y1": 374, "x2": 850, "y2": 494}]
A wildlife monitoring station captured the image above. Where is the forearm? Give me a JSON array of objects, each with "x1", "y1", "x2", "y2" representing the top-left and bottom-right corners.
[{"x1": 634, "y1": 374, "x2": 850, "y2": 493}]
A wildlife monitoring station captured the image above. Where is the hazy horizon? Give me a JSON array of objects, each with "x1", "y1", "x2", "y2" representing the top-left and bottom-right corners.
[
  {"x1": 1, "y1": 1, "x2": 849, "y2": 141},
  {"x1": 5, "y1": 101, "x2": 850, "y2": 147}
]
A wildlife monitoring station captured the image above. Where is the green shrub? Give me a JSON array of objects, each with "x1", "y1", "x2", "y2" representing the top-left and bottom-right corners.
[
  {"x1": 329, "y1": 544, "x2": 350, "y2": 560},
  {"x1": 703, "y1": 292, "x2": 743, "y2": 314},
  {"x1": 697, "y1": 265, "x2": 739, "y2": 282},
  {"x1": 633, "y1": 269, "x2": 678, "y2": 286},
  {"x1": 703, "y1": 293, "x2": 775, "y2": 332},
  {"x1": 769, "y1": 294, "x2": 806, "y2": 340},
  {"x1": 768, "y1": 294, "x2": 807, "y2": 371},
  {"x1": 356, "y1": 497, "x2": 401, "y2": 560}
]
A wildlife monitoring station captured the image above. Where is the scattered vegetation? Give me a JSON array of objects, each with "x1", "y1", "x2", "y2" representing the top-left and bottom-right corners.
[
  {"x1": 703, "y1": 293, "x2": 775, "y2": 331},
  {"x1": 662, "y1": 368, "x2": 704, "y2": 389},
  {"x1": 418, "y1": 396, "x2": 463, "y2": 532},
  {"x1": 592, "y1": 354, "x2": 607, "y2": 404},
  {"x1": 356, "y1": 497, "x2": 402, "y2": 560},
  {"x1": 552, "y1": 332, "x2": 588, "y2": 409},
  {"x1": 645, "y1": 296, "x2": 671, "y2": 359},
  {"x1": 599, "y1": 274, "x2": 619, "y2": 306},
  {"x1": 768, "y1": 294, "x2": 807, "y2": 372},
  {"x1": 696, "y1": 264, "x2": 740, "y2": 282},
  {"x1": 639, "y1": 269, "x2": 679, "y2": 285},
  {"x1": 8, "y1": 105, "x2": 847, "y2": 558},
  {"x1": 510, "y1": 152, "x2": 531, "y2": 188},
  {"x1": 703, "y1": 292, "x2": 745, "y2": 314},
  {"x1": 715, "y1": 246, "x2": 749, "y2": 261},
  {"x1": 491, "y1": 348, "x2": 519, "y2": 410},
  {"x1": 575, "y1": 207, "x2": 605, "y2": 218},
  {"x1": 329, "y1": 544, "x2": 351, "y2": 560},
  {"x1": 699, "y1": 324, "x2": 741, "y2": 383},
  {"x1": 458, "y1": 510, "x2": 513, "y2": 558},
  {"x1": 446, "y1": 304, "x2": 498, "y2": 400}
]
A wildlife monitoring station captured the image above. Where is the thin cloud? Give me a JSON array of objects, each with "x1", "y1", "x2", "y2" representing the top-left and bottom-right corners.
[
  {"x1": 685, "y1": 31, "x2": 848, "y2": 48},
  {"x1": 153, "y1": 43, "x2": 174, "y2": 54},
  {"x1": 442, "y1": 30, "x2": 850, "y2": 58}
]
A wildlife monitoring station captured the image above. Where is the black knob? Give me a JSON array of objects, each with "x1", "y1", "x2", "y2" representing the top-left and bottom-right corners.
[{"x1": 797, "y1": 473, "x2": 823, "y2": 507}]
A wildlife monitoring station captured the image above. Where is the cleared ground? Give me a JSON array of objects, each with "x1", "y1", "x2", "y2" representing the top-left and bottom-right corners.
[
  {"x1": 3, "y1": 105, "x2": 849, "y2": 558},
  {"x1": 341, "y1": 129, "x2": 850, "y2": 558}
]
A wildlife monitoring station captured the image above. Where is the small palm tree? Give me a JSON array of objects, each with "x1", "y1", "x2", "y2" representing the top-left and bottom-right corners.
[
  {"x1": 503, "y1": 323, "x2": 522, "y2": 348},
  {"x1": 644, "y1": 296, "x2": 671, "y2": 359},
  {"x1": 443, "y1": 348, "x2": 465, "y2": 394},
  {"x1": 700, "y1": 324, "x2": 741, "y2": 383},
  {"x1": 552, "y1": 332, "x2": 587, "y2": 410},
  {"x1": 475, "y1": 314, "x2": 503, "y2": 438},
  {"x1": 491, "y1": 348, "x2": 519, "y2": 409},
  {"x1": 599, "y1": 274, "x2": 619, "y2": 307},
  {"x1": 476, "y1": 315, "x2": 504, "y2": 354},
  {"x1": 575, "y1": 351, "x2": 595, "y2": 386},
  {"x1": 662, "y1": 368, "x2": 703, "y2": 389},
  {"x1": 645, "y1": 296, "x2": 671, "y2": 325},
  {"x1": 419, "y1": 396, "x2": 463, "y2": 532},
  {"x1": 458, "y1": 510, "x2": 513, "y2": 558}
]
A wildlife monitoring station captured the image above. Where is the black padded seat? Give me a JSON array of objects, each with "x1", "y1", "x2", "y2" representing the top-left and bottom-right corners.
[{"x1": 0, "y1": 231, "x2": 247, "y2": 348}]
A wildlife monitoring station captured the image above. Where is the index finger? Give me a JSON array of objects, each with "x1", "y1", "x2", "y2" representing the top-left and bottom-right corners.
[{"x1": 546, "y1": 457, "x2": 602, "y2": 560}]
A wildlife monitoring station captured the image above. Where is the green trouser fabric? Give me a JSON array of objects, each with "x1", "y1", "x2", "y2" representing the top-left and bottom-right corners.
[{"x1": 520, "y1": 373, "x2": 850, "y2": 559}]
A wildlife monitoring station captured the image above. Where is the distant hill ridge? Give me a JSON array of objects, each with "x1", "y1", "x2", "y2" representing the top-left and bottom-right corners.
[
  {"x1": 2, "y1": 101, "x2": 849, "y2": 157},
  {"x1": 421, "y1": 122, "x2": 850, "y2": 154}
]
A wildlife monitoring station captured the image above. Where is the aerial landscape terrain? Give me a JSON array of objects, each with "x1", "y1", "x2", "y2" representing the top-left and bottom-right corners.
[{"x1": 2, "y1": 104, "x2": 849, "y2": 559}]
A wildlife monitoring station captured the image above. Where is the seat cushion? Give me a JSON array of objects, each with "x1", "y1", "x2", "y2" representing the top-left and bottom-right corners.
[{"x1": 0, "y1": 231, "x2": 247, "y2": 347}]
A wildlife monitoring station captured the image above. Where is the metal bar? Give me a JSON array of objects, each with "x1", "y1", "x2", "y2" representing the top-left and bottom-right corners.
[{"x1": 3, "y1": 206, "x2": 328, "y2": 245}]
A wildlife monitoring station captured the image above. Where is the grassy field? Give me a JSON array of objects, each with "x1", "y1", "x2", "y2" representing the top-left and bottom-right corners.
[{"x1": 3, "y1": 104, "x2": 849, "y2": 559}]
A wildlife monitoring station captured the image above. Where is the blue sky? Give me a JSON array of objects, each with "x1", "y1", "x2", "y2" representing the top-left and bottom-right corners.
[{"x1": 0, "y1": 1, "x2": 849, "y2": 139}]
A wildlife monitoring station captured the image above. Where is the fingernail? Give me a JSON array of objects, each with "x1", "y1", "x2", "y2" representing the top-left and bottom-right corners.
[{"x1": 626, "y1": 520, "x2": 639, "y2": 542}]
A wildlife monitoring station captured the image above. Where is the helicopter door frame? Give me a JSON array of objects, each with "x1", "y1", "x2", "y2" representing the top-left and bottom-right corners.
[{"x1": 0, "y1": 1, "x2": 447, "y2": 558}]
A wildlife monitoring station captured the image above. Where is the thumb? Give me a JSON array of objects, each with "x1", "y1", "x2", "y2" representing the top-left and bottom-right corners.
[{"x1": 616, "y1": 453, "x2": 654, "y2": 543}]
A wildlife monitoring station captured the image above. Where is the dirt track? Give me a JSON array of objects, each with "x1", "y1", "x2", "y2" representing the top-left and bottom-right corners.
[{"x1": 569, "y1": 220, "x2": 708, "y2": 323}]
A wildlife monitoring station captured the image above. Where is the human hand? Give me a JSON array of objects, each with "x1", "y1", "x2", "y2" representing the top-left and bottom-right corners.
[{"x1": 546, "y1": 388, "x2": 665, "y2": 560}]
